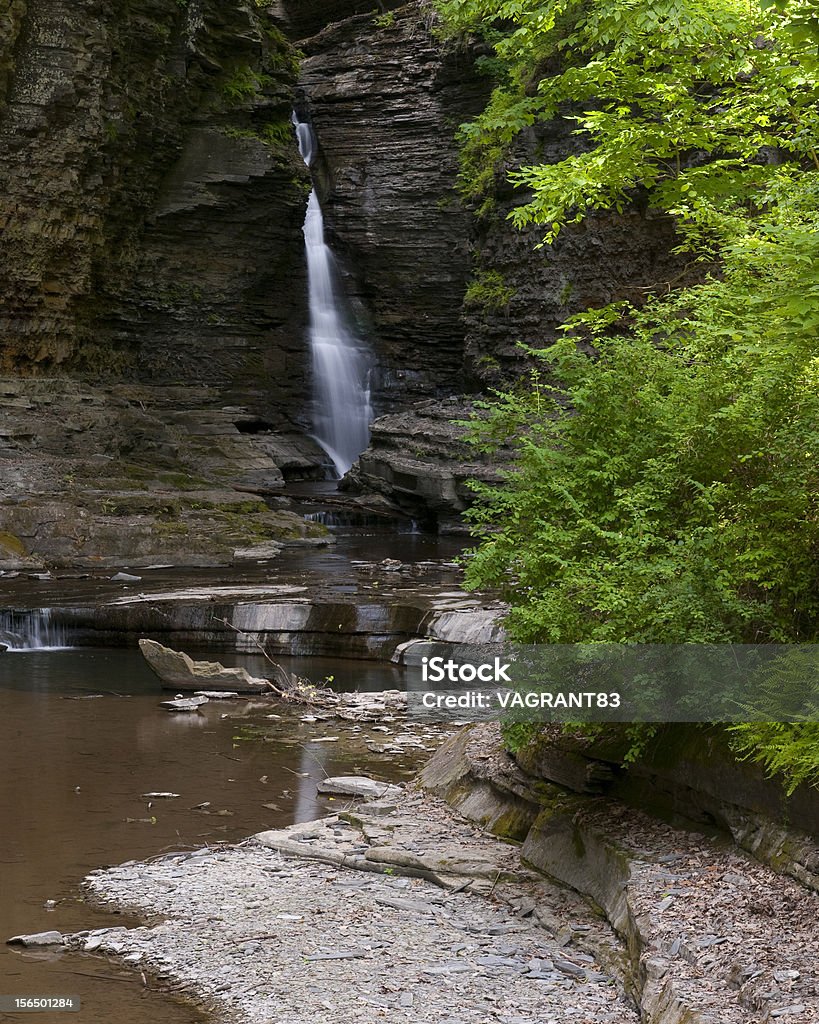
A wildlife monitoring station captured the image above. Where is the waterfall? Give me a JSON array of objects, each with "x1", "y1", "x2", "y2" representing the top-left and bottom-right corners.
[
  {"x1": 0, "y1": 609, "x2": 68, "y2": 651},
  {"x1": 292, "y1": 112, "x2": 373, "y2": 479}
]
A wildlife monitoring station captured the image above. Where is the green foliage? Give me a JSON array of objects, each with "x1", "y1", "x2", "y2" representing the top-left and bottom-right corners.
[
  {"x1": 220, "y1": 65, "x2": 275, "y2": 105},
  {"x1": 464, "y1": 198, "x2": 819, "y2": 643},
  {"x1": 263, "y1": 25, "x2": 303, "y2": 78},
  {"x1": 730, "y1": 722, "x2": 819, "y2": 793},
  {"x1": 464, "y1": 270, "x2": 517, "y2": 311},
  {"x1": 224, "y1": 120, "x2": 294, "y2": 148},
  {"x1": 500, "y1": 720, "x2": 539, "y2": 752},
  {"x1": 373, "y1": 10, "x2": 397, "y2": 28},
  {"x1": 434, "y1": 0, "x2": 819, "y2": 245},
  {"x1": 438, "y1": 0, "x2": 819, "y2": 789}
]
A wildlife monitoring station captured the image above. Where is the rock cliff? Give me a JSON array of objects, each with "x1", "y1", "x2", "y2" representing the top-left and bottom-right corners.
[
  {"x1": 462, "y1": 121, "x2": 686, "y2": 385},
  {"x1": 0, "y1": 0, "x2": 692, "y2": 561},
  {"x1": 296, "y1": 4, "x2": 489, "y2": 404},
  {"x1": 0, "y1": 0, "x2": 309, "y2": 417}
]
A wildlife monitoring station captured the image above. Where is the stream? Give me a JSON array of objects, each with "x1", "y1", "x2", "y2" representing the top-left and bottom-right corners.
[{"x1": 0, "y1": 514, "x2": 465, "y2": 1023}]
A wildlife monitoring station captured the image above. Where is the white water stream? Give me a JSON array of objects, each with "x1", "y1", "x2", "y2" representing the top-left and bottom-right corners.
[
  {"x1": 293, "y1": 113, "x2": 373, "y2": 478},
  {"x1": 0, "y1": 608, "x2": 68, "y2": 650}
]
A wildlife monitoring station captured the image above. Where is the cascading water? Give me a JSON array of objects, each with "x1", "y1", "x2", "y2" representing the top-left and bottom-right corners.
[
  {"x1": 292, "y1": 112, "x2": 373, "y2": 479},
  {"x1": 0, "y1": 609, "x2": 68, "y2": 651}
]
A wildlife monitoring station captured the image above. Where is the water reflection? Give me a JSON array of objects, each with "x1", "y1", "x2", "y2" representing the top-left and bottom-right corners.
[{"x1": 0, "y1": 649, "x2": 418, "y2": 1024}]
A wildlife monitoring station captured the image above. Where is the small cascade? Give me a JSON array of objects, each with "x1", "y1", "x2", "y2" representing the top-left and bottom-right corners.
[
  {"x1": 292, "y1": 112, "x2": 373, "y2": 479},
  {"x1": 0, "y1": 609, "x2": 68, "y2": 651}
]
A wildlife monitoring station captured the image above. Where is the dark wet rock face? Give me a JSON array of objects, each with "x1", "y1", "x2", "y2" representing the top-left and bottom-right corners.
[
  {"x1": 275, "y1": 0, "x2": 408, "y2": 41},
  {"x1": 461, "y1": 106, "x2": 688, "y2": 386},
  {"x1": 344, "y1": 398, "x2": 510, "y2": 532},
  {"x1": 297, "y1": 6, "x2": 491, "y2": 406},
  {"x1": 0, "y1": 0, "x2": 310, "y2": 418}
]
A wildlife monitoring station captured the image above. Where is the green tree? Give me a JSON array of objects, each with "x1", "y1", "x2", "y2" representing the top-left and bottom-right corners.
[{"x1": 433, "y1": 0, "x2": 819, "y2": 787}]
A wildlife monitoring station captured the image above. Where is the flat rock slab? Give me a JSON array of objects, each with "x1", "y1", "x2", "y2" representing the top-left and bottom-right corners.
[
  {"x1": 75, "y1": 790, "x2": 630, "y2": 1024},
  {"x1": 159, "y1": 696, "x2": 209, "y2": 712},
  {"x1": 139, "y1": 638, "x2": 270, "y2": 693},
  {"x1": 7, "y1": 931, "x2": 63, "y2": 947},
  {"x1": 316, "y1": 776, "x2": 402, "y2": 801}
]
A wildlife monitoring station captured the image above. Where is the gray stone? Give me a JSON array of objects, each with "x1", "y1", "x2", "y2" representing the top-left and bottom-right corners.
[
  {"x1": 316, "y1": 777, "x2": 402, "y2": 801},
  {"x1": 139, "y1": 639, "x2": 271, "y2": 693},
  {"x1": 553, "y1": 958, "x2": 586, "y2": 978},
  {"x1": 7, "y1": 931, "x2": 63, "y2": 947},
  {"x1": 303, "y1": 948, "x2": 369, "y2": 961},
  {"x1": 111, "y1": 572, "x2": 142, "y2": 582},
  {"x1": 159, "y1": 696, "x2": 209, "y2": 712},
  {"x1": 475, "y1": 955, "x2": 523, "y2": 969},
  {"x1": 421, "y1": 962, "x2": 474, "y2": 975}
]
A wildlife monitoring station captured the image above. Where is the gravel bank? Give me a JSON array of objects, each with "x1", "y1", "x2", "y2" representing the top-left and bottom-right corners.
[{"x1": 73, "y1": 787, "x2": 636, "y2": 1024}]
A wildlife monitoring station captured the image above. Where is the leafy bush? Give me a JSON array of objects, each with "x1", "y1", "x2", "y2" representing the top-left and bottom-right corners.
[
  {"x1": 464, "y1": 194, "x2": 819, "y2": 644},
  {"x1": 464, "y1": 270, "x2": 516, "y2": 311},
  {"x1": 433, "y1": 0, "x2": 819, "y2": 787}
]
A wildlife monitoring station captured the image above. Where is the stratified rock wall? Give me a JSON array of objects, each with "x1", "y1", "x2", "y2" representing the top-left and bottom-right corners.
[
  {"x1": 0, "y1": 0, "x2": 310, "y2": 419},
  {"x1": 276, "y1": 0, "x2": 406, "y2": 41},
  {"x1": 296, "y1": 5, "x2": 490, "y2": 405},
  {"x1": 0, "y1": 0, "x2": 694, "y2": 554},
  {"x1": 463, "y1": 119, "x2": 685, "y2": 385}
]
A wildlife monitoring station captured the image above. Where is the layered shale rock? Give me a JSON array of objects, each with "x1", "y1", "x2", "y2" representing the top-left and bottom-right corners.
[
  {"x1": 0, "y1": 0, "x2": 328, "y2": 564},
  {"x1": 0, "y1": 377, "x2": 328, "y2": 569},
  {"x1": 462, "y1": 120, "x2": 687, "y2": 385},
  {"x1": 0, "y1": 0, "x2": 310, "y2": 419},
  {"x1": 0, "y1": 0, "x2": 694, "y2": 555},
  {"x1": 344, "y1": 397, "x2": 509, "y2": 533},
  {"x1": 295, "y1": 4, "x2": 490, "y2": 404}
]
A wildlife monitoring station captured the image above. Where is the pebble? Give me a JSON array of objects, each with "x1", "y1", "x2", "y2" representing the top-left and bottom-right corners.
[{"x1": 61, "y1": 781, "x2": 817, "y2": 1024}]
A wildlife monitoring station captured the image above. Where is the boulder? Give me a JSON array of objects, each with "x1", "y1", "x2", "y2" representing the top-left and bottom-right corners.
[{"x1": 138, "y1": 638, "x2": 271, "y2": 693}]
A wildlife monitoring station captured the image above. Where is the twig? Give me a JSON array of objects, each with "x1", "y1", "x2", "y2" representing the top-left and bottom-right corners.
[
  {"x1": 53, "y1": 969, "x2": 138, "y2": 984},
  {"x1": 296, "y1": 741, "x2": 331, "y2": 778},
  {"x1": 210, "y1": 616, "x2": 287, "y2": 696},
  {"x1": 208, "y1": 615, "x2": 343, "y2": 710}
]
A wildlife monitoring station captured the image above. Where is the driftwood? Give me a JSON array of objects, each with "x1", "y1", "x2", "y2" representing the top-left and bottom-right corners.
[{"x1": 140, "y1": 622, "x2": 407, "y2": 719}]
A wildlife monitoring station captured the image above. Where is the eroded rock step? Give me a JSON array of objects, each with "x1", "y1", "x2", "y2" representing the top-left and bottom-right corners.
[
  {"x1": 424, "y1": 727, "x2": 819, "y2": 1024},
  {"x1": 0, "y1": 558, "x2": 506, "y2": 658}
]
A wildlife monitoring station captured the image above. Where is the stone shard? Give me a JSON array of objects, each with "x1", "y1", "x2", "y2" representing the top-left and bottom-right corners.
[
  {"x1": 316, "y1": 776, "x2": 402, "y2": 801},
  {"x1": 160, "y1": 697, "x2": 209, "y2": 712},
  {"x1": 138, "y1": 638, "x2": 271, "y2": 693},
  {"x1": 7, "y1": 931, "x2": 64, "y2": 947}
]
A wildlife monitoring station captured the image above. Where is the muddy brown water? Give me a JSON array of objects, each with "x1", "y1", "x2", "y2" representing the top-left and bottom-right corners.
[{"x1": 0, "y1": 648, "x2": 429, "y2": 1024}]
